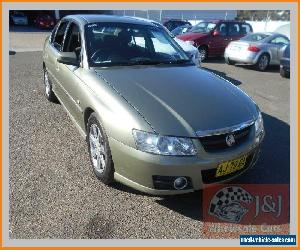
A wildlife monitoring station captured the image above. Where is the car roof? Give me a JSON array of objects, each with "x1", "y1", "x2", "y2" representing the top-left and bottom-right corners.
[
  {"x1": 63, "y1": 14, "x2": 155, "y2": 27},
  {"x1": 200, "y1": 19, "x2": 246, "y2": 23}
]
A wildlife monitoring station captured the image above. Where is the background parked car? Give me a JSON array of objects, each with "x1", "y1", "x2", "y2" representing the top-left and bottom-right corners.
[
  {"x1": 11, "y1": 12, "x2": 28, "y2": 26},
  {"x1": 224, "y1": 32, "x2": 289, "y2": 71},
  {"x1": 131, "y1": 17, "x2": 201, "y2": 66},
  {"x1": 177, "y1": 20, "x2": 253, "y2": 61},
  {"x1": 163, "y1": 19, "x2": 192, "y2": 31},
  {"x1": 171, "y1": 24, "x2": 192, "y2": 36},
  {"x1": 280, "y1": 44, "x2": 290, "y2": 78},
  {"x1": 35, "y1": 14, "x2": 55, "y2": 29},
  {"x1": 274, "y1": 23, "x2": 290, "y2": 39}
]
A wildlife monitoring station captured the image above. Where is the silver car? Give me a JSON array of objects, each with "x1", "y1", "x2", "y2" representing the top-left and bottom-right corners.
[{"x1": 224, "y1": 32, "x2": 289, "y2": 71}]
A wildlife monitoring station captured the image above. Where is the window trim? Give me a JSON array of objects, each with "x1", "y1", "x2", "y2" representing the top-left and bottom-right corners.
[{"x1": 51, "y1": 20, "x2": 70, "y2": 52}]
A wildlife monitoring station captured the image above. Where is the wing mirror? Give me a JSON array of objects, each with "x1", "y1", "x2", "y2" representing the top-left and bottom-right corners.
[
  {"x1": 57, "y1": 52, "x2": 79, "y2": 67},
  {"x1": 212, "y1": 30, "x2": 220, "y2": 36}
]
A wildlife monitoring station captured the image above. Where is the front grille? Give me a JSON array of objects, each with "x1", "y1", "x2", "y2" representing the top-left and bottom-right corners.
[
  {"x1": 199, "y1": 125, "x2": 252, "y2": 153},
  {"x1": 201, "y1": 153, "x2": 254, "y2": 184}
]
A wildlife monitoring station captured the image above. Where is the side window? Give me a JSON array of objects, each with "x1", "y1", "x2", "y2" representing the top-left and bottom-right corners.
[
  {"x1": 270, "y1": 36, "x2": 289, "y2": 46},
  {"x1": 50, "y1": 23, "x2": 59, "y2": 43},
  {"x1": 240, "y1": 24, "x2": 252, "y2": 35},
  {"x1": 63, "y1": 22, "x2": 82, "y2": 58},
  {"x1": 53, "y1": 21, "x2": 68, "y2": 51},
  {"x1": 216, "y1": 23, "x2": 228, "y2": 36},
  {"x1": 228, "y1": 23, "x2": 240, "y2": 36}
]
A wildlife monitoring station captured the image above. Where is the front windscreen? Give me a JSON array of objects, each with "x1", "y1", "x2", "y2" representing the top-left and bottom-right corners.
[{"x1": 85, "y1": 22, "x2": 191, "y2": 67}]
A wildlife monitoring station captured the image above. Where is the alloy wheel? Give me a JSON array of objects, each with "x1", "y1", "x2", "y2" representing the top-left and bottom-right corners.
[{"x1": 89, "y1": 124, "x2": 107, "y2": 174}]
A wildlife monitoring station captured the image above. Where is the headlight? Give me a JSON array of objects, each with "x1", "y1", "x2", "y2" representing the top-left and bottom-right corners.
[
  {"x1": 254, "y1": 110, "x2": 264, "y2": 143},
  {"x1": 132, "y1": 129, "x2": 197, "y2": 156}
]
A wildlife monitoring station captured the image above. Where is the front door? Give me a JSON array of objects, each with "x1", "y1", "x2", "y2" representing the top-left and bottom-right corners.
[{"x1": 210, "y1": 22, "x2": 229, "y2": 56}]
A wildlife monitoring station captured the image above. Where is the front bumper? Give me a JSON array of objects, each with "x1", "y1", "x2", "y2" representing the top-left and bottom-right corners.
[{"x1": 109, "y1": 132, "x2": 263, "y2": 195}]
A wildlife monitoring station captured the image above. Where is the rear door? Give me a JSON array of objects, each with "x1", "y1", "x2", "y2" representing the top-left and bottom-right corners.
[
  {"x1": 56, "y1": 21, "x2": 84, "y2": 122},
  {"x1": 44, "y1": 20, "x2": 69, "y2": 100}
]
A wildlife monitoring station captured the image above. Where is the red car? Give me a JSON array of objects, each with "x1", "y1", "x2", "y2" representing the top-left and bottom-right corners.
[
  {"x1": 35, "y1": 14, "x2": 55, "y2": 29},
  {"x1": 177, "y1": 20, "x2": 253, "y2": 61}
]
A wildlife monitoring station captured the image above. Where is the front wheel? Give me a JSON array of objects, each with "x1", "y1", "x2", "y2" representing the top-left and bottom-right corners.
[
  {"x1": 256, "y1": 54, "x2": 270, "y2": 71},
  {"x1": 198, "y1": 46, "x2": 208, "y2": 62},
  {"x1": 87, "y1": 113, "x2": 114, "y2": 184},
  {"x1": 280, "y1": 67, "x2": 290, "y2": 78}
]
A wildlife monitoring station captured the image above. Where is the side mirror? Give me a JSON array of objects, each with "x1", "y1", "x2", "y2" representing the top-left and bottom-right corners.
[
  {"x1": 57, "y1": 52, "x2": 79, "y2": 66},
  {"x1": 212, "y1": 30, "x2": 220, "y2": 37}
]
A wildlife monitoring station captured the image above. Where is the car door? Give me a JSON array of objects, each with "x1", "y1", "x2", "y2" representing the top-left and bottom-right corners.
[
  {"x1": 44, "y1": 20, "x2": 69, "y2": 101},
  {"x1": 56, "y1": 21, "x2": 84, "y2": 122},
  {"x1": 268, "y1": 35, "x2": 290, "y2": 64},
  {"x1": 210, "y1": 22, "x2": 229, "y2": 56}
]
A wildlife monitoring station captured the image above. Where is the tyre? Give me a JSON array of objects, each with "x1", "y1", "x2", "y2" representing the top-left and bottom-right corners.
[
  {"x1": 225, "y1": 57, "x2": 235, "y2": 65},
  {"x1": 256, "y1": 53, "x2": 270, "y2": 71},
  {"x1": 43, "y1": 67, "x2": 57, "y2": 102},
  {"x1": 280, "y1": 67, "x2": 290, "y2": 78},
  {"x1": 198, "y1": 46, "x2": 208, "y2": 62},
  {"x1": 87, "y1": 113, "x2": 114, "y2": 184}
]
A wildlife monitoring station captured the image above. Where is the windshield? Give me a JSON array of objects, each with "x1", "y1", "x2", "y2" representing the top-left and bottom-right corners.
[
  {"x1": 85, "y1": 22, "x2": 191, "y2": 67},
  {"x1": 190, "y1": 22, "x2": 216, "y2": 33},
  {"x1": 240, "y1": 33, "x2": 270, "y2": 42}
]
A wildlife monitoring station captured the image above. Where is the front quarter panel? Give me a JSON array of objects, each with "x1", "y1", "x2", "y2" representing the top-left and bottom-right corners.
[{"x1": 76, "y1": 69, "x2": 154, "y2": 148}]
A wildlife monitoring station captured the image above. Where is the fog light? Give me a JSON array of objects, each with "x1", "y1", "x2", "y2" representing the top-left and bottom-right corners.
[{"x1": 174, "y1": 177, "x2": 188, "y2": 190}]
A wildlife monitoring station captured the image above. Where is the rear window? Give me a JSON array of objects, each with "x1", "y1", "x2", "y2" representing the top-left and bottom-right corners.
[
  {"x1": 240, "y1": 33, "x2": 269, "y2": 42},
  {"x1": 240, "y1": 24, "x2": 252, "y2": 35}
]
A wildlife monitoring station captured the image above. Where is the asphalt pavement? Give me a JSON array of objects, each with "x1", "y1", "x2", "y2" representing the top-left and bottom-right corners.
[{"x1": 9, "y1": 50, "x2": 290, "y2": 238}]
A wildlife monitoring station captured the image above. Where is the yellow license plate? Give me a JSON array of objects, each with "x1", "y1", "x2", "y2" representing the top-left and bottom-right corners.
[{"x1": 215, "y1": 155, "x2": 247, "y2": 177}]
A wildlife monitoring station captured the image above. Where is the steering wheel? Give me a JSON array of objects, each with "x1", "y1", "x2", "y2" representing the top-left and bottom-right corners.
[{"x1": 91, "y1": 49, "x2": 108, "y2": 63}]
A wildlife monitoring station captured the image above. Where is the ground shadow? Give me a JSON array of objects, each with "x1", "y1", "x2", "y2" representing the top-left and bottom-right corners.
[
  {"x1": 9, "y1": 50, "x2": 16, "y2": 55},
  {"x1": 202, "y1": 66, "x2": 242, "y2": 86},
  {"x1": 233, "y1": 112, "x2": 290, "y2": 184},
  {"x1": 235, "y1": 64, "x2": 281, "y2": 73}
]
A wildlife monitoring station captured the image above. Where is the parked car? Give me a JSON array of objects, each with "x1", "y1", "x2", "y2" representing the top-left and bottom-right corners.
[
  {"x1": 35, "y1": 14, "x2": 55, "y2": 29},
  {"x1": 43, "y1": 15, "x2": 264, "y2": 195},
  {"x1": 280, "y1": 44, "x2": 290, "y2": 78},
  {"x1": 163, "y1": 19, "x2": 192, "y2": 31},
  {"x1": 274, "y1": 23, "x2": 290, "y2": 39},
  {"x1": 171, "y1": 24, "x2": 192, "y2": 36},
  {"x1": 224, "y1": 32, "x2": 289, "y2": 71},
  {"x1": 129, "y1": 17, "x2": 201, "y2": 66},
  {"x1": 177, "y1": 20, "x2": 253, "y2": 61},
  {"x1": 11, "y1": 12, "x2": 28, "y2": 26}
]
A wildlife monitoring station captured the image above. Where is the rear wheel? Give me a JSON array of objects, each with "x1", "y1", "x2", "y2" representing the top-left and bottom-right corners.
[
  {"x1": 43, "y1": 67, "x2": 57, "y2": 102},
  {"x1": 87, "y1": 113, "x2": 114, "y2": 184},
  {"x1": 256, "y1": 53, "x2": 270, "y2": 71},
  {"x1": 198, "y1": 46, "x2": 208, "y2": 62},
  {"x1": 225, "y1": 57, "x2": 235, "y2": 65}
]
